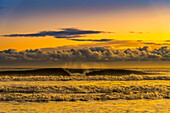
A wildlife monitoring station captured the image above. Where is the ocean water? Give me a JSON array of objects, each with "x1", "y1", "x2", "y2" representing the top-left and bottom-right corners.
[
  {"x1": 0, "y1": 67, "x2": 169, "y2": 75},
  {"x1": 0, "y1": 66, "x2": 169, "y2": 113}
]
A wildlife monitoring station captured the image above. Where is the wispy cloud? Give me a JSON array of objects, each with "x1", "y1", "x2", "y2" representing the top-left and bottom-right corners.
[
  {"x1": 69, "y1": 39, "x2": 113, "y2": 42},
  {"x1": 129, "y1": 31, "x2": 150, "y2": 34},
  {"x1": 144, "y1": 42, "x2": 170, "y2": 46},
  {"x1": 3, "y1": 28, "x2": 104, "y2": 39},
  {"x1": 40, "y1": 39, "x2": 170, "y2": 51}
]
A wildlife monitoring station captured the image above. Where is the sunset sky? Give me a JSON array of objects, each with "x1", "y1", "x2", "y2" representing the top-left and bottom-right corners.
[{"x1": 0, "y1": 0, "x2": 170, "y2": 51}]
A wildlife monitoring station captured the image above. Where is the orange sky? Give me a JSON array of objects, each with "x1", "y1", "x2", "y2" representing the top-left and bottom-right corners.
[{"x1": 1, "y1": 1, "x2": 170, "y2": 51}]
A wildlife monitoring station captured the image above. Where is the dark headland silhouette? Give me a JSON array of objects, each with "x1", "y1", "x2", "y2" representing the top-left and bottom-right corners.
[{"x1": 0, "y1": 68, "x2": 157, "y2": 76}]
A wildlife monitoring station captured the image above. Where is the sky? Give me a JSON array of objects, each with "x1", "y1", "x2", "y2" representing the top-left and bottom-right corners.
[{"x1": 0, "y1": 0, "x2": 170, "y2": 51}]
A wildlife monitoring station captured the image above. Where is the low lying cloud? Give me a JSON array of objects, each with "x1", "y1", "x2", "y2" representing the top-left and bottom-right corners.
[
  {"x1": 129, "y1": 31, "x2": 150, "y2": 34},
  {"x1": 41, "y1": 39, "x2": 170, "y2": 52},
  {"x1": 3, "y1": 28, "x2": 104, "y2": 39},
  {"x1": 144, "y1": 42, "x2": 170, "y2": 46},
  {"x1": 70, "y1": 39, "x2": 113, "y2": 42},
  {"x1": 0, "y1": 46, "x2": 169, "y2": 65}
]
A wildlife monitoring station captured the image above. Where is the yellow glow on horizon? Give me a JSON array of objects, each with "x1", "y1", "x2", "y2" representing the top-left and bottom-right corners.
[
  {"x1": 1, "y1": 5, "x2": 170, "y2": 50},
  {"x1": 0, "y1": 33, "x2": 170, "y2": 51},
  {"x1": 0, "y1": 36, "x2": 96, "y2": 51}
]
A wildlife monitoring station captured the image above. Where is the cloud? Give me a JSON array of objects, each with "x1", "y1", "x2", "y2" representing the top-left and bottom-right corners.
[
  {"x1": 39, "y1": 39, "x2": 170, "y2": 51},
  {"x1": 69, "y1": 39, "x2": 113, "y2": 42},
  {"x1": 129, "y1": 31, "x2": 150, "y2": 34},
  {"x1": 3, "y1": 28, "x2": 104, "y2": 39},
  {"x1": 0, "y1": 46, "x2": 169, "y2": 66},
  {"x1": 144, "y1": 43, "x2": 161, "y2": 45},
  {"x1": 144, "y1": 42, "x2": 170, "y2": 46}
]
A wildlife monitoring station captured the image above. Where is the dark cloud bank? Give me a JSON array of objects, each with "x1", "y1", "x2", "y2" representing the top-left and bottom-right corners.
[
  {"x1": 3, "y1": 28, "x2": 113, "y2": 42},
  {"x1": 0, "y1": 46, "x2": 169, "y2": 66},
  {"x1": 3, "y1": 28, "x2": 104, "y2": 39}
]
